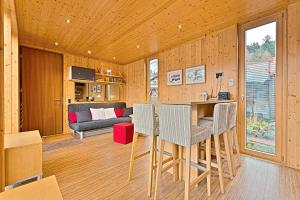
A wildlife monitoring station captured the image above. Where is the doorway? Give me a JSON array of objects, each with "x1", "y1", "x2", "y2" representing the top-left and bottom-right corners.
[
  {"x1": 239, "y1": 13, "x2": 284, "y2": 162},
  {"x1": 20, "y1": 47, "x2": 63, "y2": 136}
]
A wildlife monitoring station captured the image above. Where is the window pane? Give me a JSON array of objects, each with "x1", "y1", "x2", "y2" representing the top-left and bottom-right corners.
[
  {"x1": 149, "y1": 59, "x2": 158, "y2": 100},
  {"x1": 245, "y1": 22, "x2": 276, "y2": 154}
]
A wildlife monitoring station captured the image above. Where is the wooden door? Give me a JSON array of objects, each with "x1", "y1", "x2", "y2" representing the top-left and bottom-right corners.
[{"x1": 21, "y1": 47, "x2": 63, "y2": 136}]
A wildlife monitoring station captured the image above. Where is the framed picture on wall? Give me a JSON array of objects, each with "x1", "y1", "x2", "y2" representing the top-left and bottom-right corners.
[
  {"x1": 97, "y1": 84, "x2": 102, "y2": 93},
  {"x1": 92, "y1": 86, "x2": 97, "y2": 93},
  {"x1": 167, "y1": 69, "x2": 182, "y2": 85},
  {"x1": 185, "y1": 65, "x2": 206, "y2": 84}
]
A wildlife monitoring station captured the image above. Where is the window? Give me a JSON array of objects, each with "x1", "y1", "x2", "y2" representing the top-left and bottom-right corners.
[
  {"x1": 245, "y1": 22, "x2": 277, "y2": 155},
  {"x1": 149, "y1": 58, "x2": 158, "y2": 101}
]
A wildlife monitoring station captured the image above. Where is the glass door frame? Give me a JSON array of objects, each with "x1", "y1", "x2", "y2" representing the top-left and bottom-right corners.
[{"x1": 238, "y1": 12, "x2": 286, "y2": 163}]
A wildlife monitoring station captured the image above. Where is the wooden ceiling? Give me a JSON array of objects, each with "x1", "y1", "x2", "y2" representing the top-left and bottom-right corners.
[{"x1": 15, "y1": 0, "x2": 294, "y2": 64}]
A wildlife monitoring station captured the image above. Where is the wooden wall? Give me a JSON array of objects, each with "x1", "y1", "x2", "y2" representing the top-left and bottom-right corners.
[
  {"x1": 3, "y1": 0, "x2": 19, "y2": 135},
  {"x1": 157, "y1": 25, "x2": 238, "y2": 103},
  {"x1": 286, "y1": 1, "x2": 300, "y2": 169},
  {"x1": 0, "y1": 0, "x2": 4, "y2": 192},
  {"x1": 122, "y1": 59, "x2": 147, "y2": 107},
  {"x1": 0, "y1": 0, "x2": 18, "y2": 190},
  {"x1": 63, "y1": 54, "x2": 124, "y2": 133},
  {"x1": 122, "y1": 25, "x2": 238, "y2": 105}
]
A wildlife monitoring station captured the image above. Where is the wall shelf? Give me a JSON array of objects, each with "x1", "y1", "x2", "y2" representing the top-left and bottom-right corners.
[
  {"x1": 95, "y1": 80, "x2": 125, "y2": 85},
  {"x1": 95, "y1": 73, "x2": 123, "y2": 79}
]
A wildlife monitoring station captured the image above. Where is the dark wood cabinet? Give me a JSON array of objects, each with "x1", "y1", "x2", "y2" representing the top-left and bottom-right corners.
[{"x1": 69, "y1": 66, "x2": 95, "y2": 82}]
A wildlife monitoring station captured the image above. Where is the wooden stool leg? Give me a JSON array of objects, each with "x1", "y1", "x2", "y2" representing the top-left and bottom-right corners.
[
  {"x1": 173, "y1": 144, "x2": 179, "y2": 182},
  {"x1": 228, "y1": 128, "x2": 236, "y2": 176},
  {"x1": 214, "y1": 134, "x2": 225, "y2": 193},
  {"x1": 128, "y1": 132, "x2": 139, "y2": 181},
  {"x1": 196, "y1": 143, "x2": 200, "y2": 187},
  {"x1": 233, "y1": 127, "x2": 241, "y2": 166},
  {"x1": 148, "y1": 136, "x2": 156, "y2": 197},
  {"x1": 206, "y1": 137, "x2": 211, "y2": 197},
  {"x1": 179, "y1": 146, "x2": 183, "y2": 181},
  {"x1": 154, "y1": 136, "x2": 157, "y2": 165},
  {"x1": 184, "y1": 146, "x2": 191, "y2": 200},
  {"x1": 154, "y1": 139, "x2": 165, "y2": 200},
  {"x1": 200, "y1": 141, "x2": 205, "y2": 160},
  {"x1": 223, "y1": 131, "x2": 234, "y2": 179}
]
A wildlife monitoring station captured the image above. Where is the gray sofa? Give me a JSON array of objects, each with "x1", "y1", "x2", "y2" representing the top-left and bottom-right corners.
[{"x1": 68, "y1": 102, "x2": 131, "y2": 140}]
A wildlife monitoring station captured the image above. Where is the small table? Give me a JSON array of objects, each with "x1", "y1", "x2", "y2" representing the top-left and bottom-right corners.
[
  {"x1": 0, "y1": 176, "x2": 63, "y2": 200},
  {"x1": 4, "y1": 131, "x2": 42, "y2": 187}
]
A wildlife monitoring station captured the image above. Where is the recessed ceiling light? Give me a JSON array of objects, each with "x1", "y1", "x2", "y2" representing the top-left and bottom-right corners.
[
  {"x1": 54, "y1": 42, "x2": 58, "y2": 46},
  {"x1": 178, "y1": 25, "x2": 182, "y2": 29},
  {"x1": 87, "y1": 50, "x2": 92, "y2": 55},
  {"x1": 113, "y1": 56, "x2": 116, "y2": 60},
  {"x1": 66, "y1": 19, "x2": 71, "y2": 23},
  {"x1": 136, "y1": 45, "x2": 140, "y2": 49}
]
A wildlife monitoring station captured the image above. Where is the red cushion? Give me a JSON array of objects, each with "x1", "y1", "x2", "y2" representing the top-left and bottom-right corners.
[
  {"x1": 69, "y1": 112, "x2": 77, "y2": 124},
  {"x1": 114, "y1": 108, "x2": 124, "y2": 118}
]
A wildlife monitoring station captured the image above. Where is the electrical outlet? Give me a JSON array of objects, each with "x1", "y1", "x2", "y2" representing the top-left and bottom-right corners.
[{"x1": 216, "y1": 72, "x2": 224, "y2": 78}]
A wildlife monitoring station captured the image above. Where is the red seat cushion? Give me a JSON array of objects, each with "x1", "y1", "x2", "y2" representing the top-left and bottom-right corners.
[
  {"x1": 69, "y1": 112, "x2": 77, "y2": 124},
  {"x1": 114, "y1": 108, "x2": 124, "y2": 118},
  {"x1": 113, "y1": 122, "x2": 134, "y2": 144}
]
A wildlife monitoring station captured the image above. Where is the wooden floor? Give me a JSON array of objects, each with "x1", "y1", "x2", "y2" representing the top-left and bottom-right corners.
[{"x1": 43, "y1": 133, "x2": 300, "y2": 200}]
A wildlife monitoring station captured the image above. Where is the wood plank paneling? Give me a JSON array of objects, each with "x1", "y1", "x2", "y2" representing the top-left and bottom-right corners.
[
  {"x1": 3, "y1": 0, "x2": 12, "y2": 134},
  {"x1": 11, "y1": 32, "x2": 19, "y2": 133},
  {"x1": 3, "y1": 0, "x2": 19, "y2": 134},
  {"x1": 0, "y1": 0, "x2": 4, "y2": 192},
  {"x1": 63, "y1": 54, "x2": 124, "y2": 133},
  {"x1": 14, "y1": 0, "x2": 291, "y2": 64},
  {"x1": 0, "y1": 0, "x2": 19, "y2": 189},
  {"x1": 122, "y1": 59, "x2": 147, "y2": 107},
  {"x1": 287, "y1": 1, "x2": 300, "y2": 169},
  {"x1": 21, "y1": 47, "x2": 63, "y2": 136},
  {"x1": 123, "y1": 25, "x2": 238, "y2": 105}
]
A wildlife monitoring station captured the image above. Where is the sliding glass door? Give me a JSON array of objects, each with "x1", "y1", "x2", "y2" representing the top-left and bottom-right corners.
[{"x1": 239, "y1": 13, "x2": 284, "y2": 162}]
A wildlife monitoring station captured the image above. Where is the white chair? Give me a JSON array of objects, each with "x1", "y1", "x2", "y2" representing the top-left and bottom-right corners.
[{"x1": 155, "y1": 104, "x2": 212, "y2": 200}]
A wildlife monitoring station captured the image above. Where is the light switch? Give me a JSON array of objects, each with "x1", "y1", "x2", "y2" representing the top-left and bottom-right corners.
[{"x1": 229, "y1": 79, "x2": 234, "y2": 87}]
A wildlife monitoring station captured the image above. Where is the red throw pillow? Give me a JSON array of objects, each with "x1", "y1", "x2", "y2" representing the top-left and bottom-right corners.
[
  {"x1": 69, "y1": 112, "x2": 77, "y2": 124},
  {"x1": 114, "y1": 108, "x2": 124, "y2": 118}
]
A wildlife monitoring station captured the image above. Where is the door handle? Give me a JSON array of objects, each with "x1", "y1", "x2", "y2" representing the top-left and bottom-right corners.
[{"x1": 55, "y1": 99, "x2": 63, "y2": 104}]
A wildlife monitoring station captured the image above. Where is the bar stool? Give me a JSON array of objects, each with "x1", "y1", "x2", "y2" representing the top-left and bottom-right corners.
[
  {"x1": 155, "y1": 104, "x2": 212, "y2": 200},
  {"x1": 128, "y1": 104, "x2": 158, "y2": 197},
  {"x1": 227, "y1": 102, "x2": 240, "y2": 174},
  {"x1": 128, "y1": 104, "x2": 173, "y2": 197},
  {"x1": 199, "y1": 103, "x2": 233, "y2": 193}
]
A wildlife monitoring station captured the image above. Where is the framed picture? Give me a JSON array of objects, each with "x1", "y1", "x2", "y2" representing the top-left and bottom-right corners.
[
  {"x1": 167, "y1": 69, "x2": 182, "y2": 85},
  {"x1": 106, "y1": 69, "x2": 112, "y2": 75},
  {"x1": 96, "y1": 84, "x2": 102, "y2": 93},
  {"x1": 92, "y1": 86, "x2": 97, "y2": 93},
  {"x1": 185, "y1": 65, "x2": 205, "y2": 84}
]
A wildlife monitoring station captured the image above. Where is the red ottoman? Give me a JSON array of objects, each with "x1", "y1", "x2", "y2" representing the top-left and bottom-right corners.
[{"x1": 113, "y1": 122, "x2": 134, "y2": 144}]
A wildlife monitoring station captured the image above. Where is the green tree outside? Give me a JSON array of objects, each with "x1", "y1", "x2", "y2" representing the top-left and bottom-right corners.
[{"x1": 246, "y1": 35, "x2": 275, "y2": 62}]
